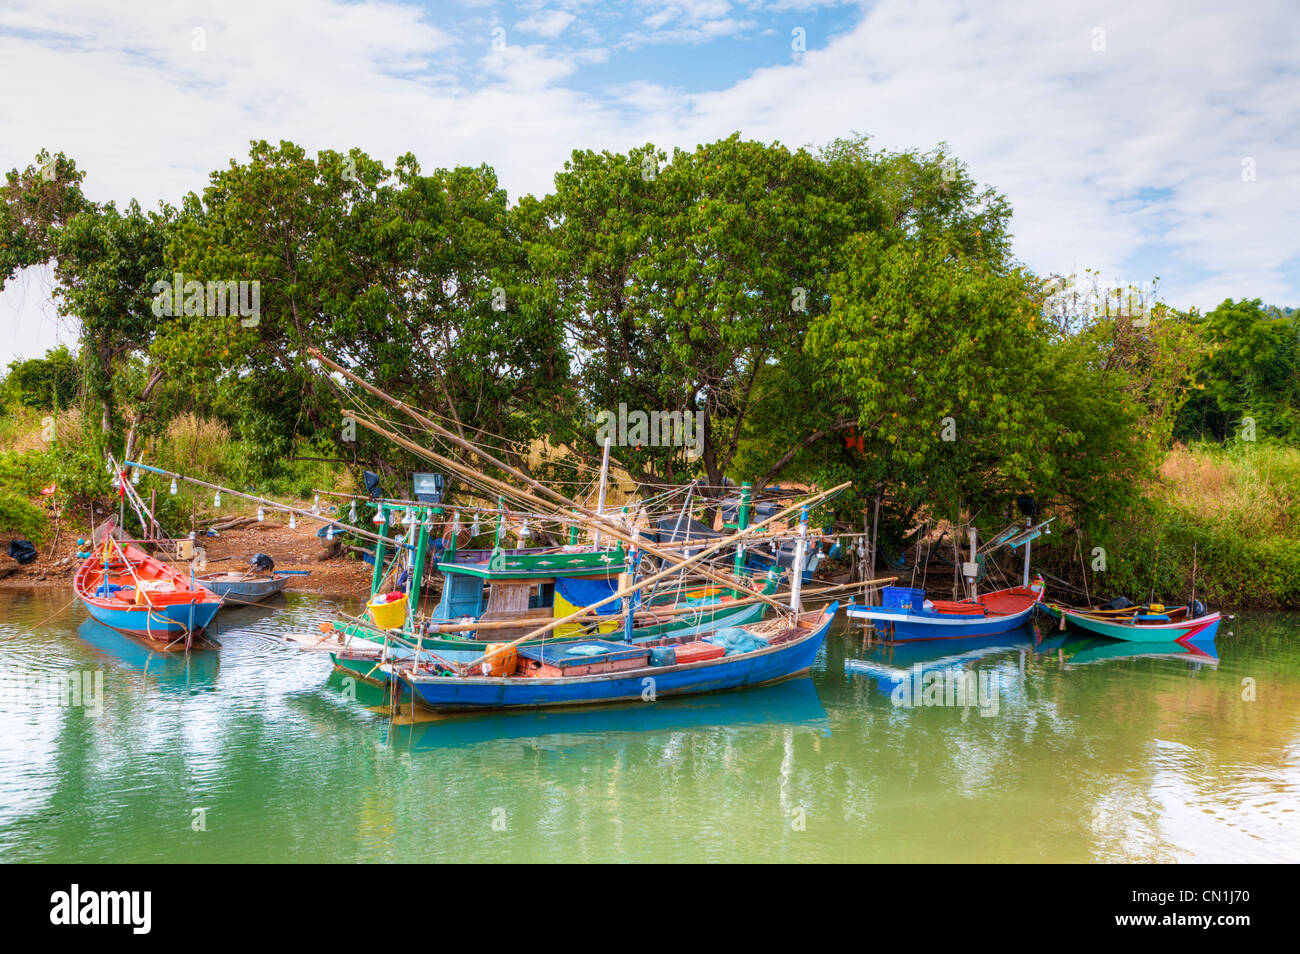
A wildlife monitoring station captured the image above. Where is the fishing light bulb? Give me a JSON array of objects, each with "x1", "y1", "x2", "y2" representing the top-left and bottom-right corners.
[
  {"x1": 257, "y1": 506, "x2": 265, "y2": 522},
  {"x1": 373, "y1": 504, "x2": 385, "y2": 526},
  {"x1": 312, "y1": 494, "x2": 320, "y2": 514},
  {"x1": 131, "y1": 469, "x2": 140, "y2": 485},
  {"x1": 403, "y1": 508, "x2": 414, "y2": 527},
  {"x1": 289, "y1": 513, "x2": 296, "y2": 529},
  {"x1": 348, "y1": 500, "x2": 357, "y2": 523},
  {"x1": 213, "y1": 491, "x2": 221, "y2": 508},
  {"x1": 519, "y1": 521, "x2": 530, "y2": 540},
  {"x1": 471, "y1": 514, "x2": 481, "y2": 536},
  {"x1": 169, "y1": 478, "x2": 177, "y2": 495}
]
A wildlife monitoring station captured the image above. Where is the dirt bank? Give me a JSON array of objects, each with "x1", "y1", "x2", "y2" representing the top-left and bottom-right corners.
[{"x1": 0, "y1": 517, "x2": 372, "y2": 597}]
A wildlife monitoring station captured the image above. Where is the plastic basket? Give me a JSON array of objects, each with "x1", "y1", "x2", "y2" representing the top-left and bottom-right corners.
[{"x1": 367, "y1": 596, "x2": 408, "y2": 629}]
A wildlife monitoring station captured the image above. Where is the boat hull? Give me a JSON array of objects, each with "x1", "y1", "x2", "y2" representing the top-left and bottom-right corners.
[
  {"x1": 197, "y1": 574, "x2": 289, "y2": 606},
  {"x1": 396, "y1": 605, "x2": 837, "y2": 712},
  {"x1": 81, "y1": 597, "x2": 222, "y2": 649},
  {"x1": 845, "y1": 587, "x2": 1042, "y2": 642},
  {"x1": 330, "y1": 596, "x2": 771, "y2": 682},
  {"x1": 1058, "y1": 608, "x2": 1221, "y2": 643}
]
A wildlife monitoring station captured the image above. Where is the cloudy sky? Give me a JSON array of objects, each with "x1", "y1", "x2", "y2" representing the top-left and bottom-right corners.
[{"x1": 2, "y1": 0, "x2": 1297, "y2": 366}]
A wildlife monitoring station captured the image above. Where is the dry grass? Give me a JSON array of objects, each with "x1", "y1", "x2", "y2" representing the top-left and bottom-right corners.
[
  {"x1": 1159, "y1": 442, "x2": 1300, "y2": 535},
  {"x1": 156, "y1": 413, "x2": 231, "y2": 479},
  {"x1": 0, "y1": 407, "x2": 86, "y2": 453}
]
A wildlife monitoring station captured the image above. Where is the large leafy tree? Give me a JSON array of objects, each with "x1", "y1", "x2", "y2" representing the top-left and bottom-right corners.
[
  {"x1": 1174, "y1": 298, "x2": 1300, "y2": 442},
  {"x1": 159, "y1": 141, "x2": 572, "y2": 488}
]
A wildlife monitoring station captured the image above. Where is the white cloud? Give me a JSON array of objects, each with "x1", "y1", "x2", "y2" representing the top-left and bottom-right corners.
[
  {"x1": 1, "y1": 0, "x2": 1297, "y2": 366},
  {"x1": 518, "y1": 10, "x2": 577, "y2": 38}
]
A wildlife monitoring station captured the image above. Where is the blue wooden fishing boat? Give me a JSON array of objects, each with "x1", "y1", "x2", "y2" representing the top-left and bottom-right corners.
[
  {"x1": 845, "y1": 582, "x2": 1044, "y2": 641},
  {"x1": 391, "y1": 602, "x2": 838, "y2": 713},
  {"x1": 74, "y1": 540, "x2": 223, "y2": 651}
]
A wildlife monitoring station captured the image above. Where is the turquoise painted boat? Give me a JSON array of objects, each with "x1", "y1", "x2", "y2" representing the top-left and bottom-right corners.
[{"x1": 1053, "y1": 604, "x2": 1221, "y2": 643}]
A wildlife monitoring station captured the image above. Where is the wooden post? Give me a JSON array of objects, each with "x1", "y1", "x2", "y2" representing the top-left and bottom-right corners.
[
  {"x1": 593, "y1": 437, "x2": 611, "y2": 549},
  {"x1": 790, "y1": 504, "x2": 809, "y2": 612},
  {"x1": 868, "y1": 492, "x2": 881, "y2": 604},
  {"x1": 967, "y1": 526, "x2": 978, "y2": 601}
]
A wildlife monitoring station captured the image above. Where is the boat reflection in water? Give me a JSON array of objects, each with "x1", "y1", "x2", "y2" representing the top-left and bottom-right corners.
[
  {"x1": 75, "y1": 617, "x2": 221, "y2": 693},
  {"x1": 843, "y1": 625, "x2": 1040, "y2": 695},
  {"x1": 328, "y1": 671, "x2": 830, "y2": 750},
  {"x1": 1058, "y1": 634, "x2": 1219, "y2": 668}
]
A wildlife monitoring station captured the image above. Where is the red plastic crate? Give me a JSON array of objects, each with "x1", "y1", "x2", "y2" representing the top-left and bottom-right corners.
[{"x1": 673, "y1": 641, "x2": 726, "y2": 664}]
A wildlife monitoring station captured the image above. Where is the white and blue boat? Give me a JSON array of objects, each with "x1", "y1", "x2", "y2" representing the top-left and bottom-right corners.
[{"x1": 845, "y1": 582, "x2": 1044, "y2": 642}]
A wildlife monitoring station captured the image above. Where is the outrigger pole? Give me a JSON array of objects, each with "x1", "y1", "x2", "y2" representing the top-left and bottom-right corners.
[{"x1": 306, "y1": 348, "x2": 808, "y2": 618}]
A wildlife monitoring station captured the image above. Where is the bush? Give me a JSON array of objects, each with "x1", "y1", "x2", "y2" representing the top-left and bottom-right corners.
[{"x1": 0, "y1": 490, "x2": 49, "y2": 543}]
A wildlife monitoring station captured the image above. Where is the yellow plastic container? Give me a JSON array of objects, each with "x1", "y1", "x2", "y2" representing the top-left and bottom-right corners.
[{"x1": 367, "y1": 595, "x2": 408, "y2": 630}]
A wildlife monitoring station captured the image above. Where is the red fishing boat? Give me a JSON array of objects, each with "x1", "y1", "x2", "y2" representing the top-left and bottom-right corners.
[{"x1": 74, "y1": 537, "x2": 223, "y2": 651}]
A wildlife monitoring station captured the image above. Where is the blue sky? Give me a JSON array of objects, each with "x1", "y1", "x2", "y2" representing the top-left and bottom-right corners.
[{"x1": 2, "y1": 0, "x2": 1298, "y2": 365}]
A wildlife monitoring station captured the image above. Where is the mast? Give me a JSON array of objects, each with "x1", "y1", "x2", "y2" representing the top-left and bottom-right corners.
[
  {"x1": 593, "y1": 436, "x2": 611, "y2": 550},
  {"x1": 789, "y1": 504, "x2": 809, "y2": 612},
  {"x1": 1021, "y1": 517, "x2": 1032, "y2": 587}
]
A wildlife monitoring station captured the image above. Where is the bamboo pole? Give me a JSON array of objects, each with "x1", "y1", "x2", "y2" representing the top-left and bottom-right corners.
[
  {"x1": 335, "y1": 404, "x2": 817, "y2": 619},
  {"x1": 307, "y1": 348, "x2": 819, "y2": 617},
  {"x1": 422, "y1": 575, "x2": 897, "y2": 632}
]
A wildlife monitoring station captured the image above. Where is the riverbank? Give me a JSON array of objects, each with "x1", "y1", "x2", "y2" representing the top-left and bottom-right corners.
[{"x1": 0, "y1": 515, "x2": 372, "y2": 598}]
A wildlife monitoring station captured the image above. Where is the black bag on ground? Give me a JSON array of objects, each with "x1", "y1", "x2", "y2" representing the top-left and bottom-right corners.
[{"x1": 8, "y1": 539, "x2": 37, "y2": 564}]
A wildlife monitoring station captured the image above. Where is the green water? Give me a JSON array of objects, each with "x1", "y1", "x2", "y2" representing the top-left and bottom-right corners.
[{"x1": 0, "y1": 588, "x2": 1296, "y2": 863}]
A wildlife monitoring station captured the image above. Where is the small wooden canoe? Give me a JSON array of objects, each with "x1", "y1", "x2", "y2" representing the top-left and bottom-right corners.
[
  {"x1": 1053, "y1": 604, "x2": 1221, "y2": 643},
  {"x1": 196, "y1": 571, "x2": 290, "y2": 606},
  {"x1": 74, "y1": 542, "x2": 223, "y2": 651}
]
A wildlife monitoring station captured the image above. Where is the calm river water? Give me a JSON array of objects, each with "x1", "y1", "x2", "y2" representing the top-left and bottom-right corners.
[{"x1": 0, "y1": 588, "x2": 1296, "y2": 862}]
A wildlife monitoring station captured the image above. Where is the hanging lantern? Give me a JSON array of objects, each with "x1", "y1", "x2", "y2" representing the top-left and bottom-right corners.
[
  {"x1": 348, "y1": 500, "x2": 357, "y2": 523},
  {"x1": 257, "y1": 506, "x2": 265, "y2": 522},
  {"x1": 169, "y1": 478, "x2": 178, "y2": 495}
]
